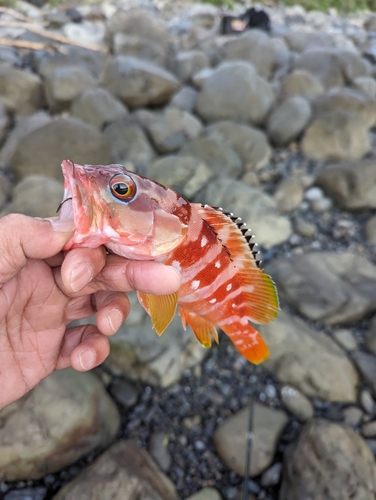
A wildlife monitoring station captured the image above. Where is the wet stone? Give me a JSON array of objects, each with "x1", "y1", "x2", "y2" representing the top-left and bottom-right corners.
[
  {"x1": 332, "y1": 329, "x2": 358, "y2": 351},
  {"x1": 360, "y1": 389, "x2": 376, "y2": 415},
  {"x1": 110, "y1": 377, "x2": 140, "y2": 409},
  {"x1": 52, "y1": 440, "x2": 178, "y2": 500},
  {"x1": 214, "y1": 403, "x2": 288, "y2": 477},
  {"x1": 342, "y1": 406, "x2": 363, "y2": 427},
  {"x1": 259, "y1": 310, "x2": 359, "y2": 402},
  {"x1": 280, "y1": 385, "x2": 314, "y2": 422},
  {"x1": 279, "y1": 418, "x2": 376, "y2": 500},
  {"x1": 149, "y1": 431, "x2": 172, "y2": 472}
]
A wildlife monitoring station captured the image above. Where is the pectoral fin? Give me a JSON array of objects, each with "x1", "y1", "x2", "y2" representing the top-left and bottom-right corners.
[
  {"x1": 179, "y1": 308, "x2": 219, "y2": 348},
  {"x1": 137, "y1": 291, "x2": 178, "y2": 336}
]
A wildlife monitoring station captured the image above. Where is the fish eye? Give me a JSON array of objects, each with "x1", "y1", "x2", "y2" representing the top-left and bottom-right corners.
[{"x1": 109, "y1": 174, "x2": 137, "y2": 202}]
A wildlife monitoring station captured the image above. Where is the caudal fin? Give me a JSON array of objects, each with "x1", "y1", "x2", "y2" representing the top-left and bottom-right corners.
[{"x1": 223, "y1": 322, "x2": 269, "y2": 364}]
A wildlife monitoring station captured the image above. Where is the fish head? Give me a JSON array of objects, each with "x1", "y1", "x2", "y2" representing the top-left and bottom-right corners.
[{"x1": 59, "y1": 159, "x2": 188, "y2": 259}]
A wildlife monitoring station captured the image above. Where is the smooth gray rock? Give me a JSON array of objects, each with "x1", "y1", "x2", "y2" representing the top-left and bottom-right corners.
[
  {"x1": 352, "y1": 351, "x2": 376, "y2": 397},
  {"x1": 143, "y1": 107, "x2": 203, "y2": 153},
  {"x1": 0, "y1": 64, "x2": 43, "y2": 115},
  {"x1": 104, "y1": 116, "x2": 155, "y2": 168},
  {"x1": 266, "y1": 252, "x2": 376, "y2": 325},
  {"x1": 37, "y1": 45, "x2": 106, "y2": 80},
  {"x1": 221, "y1": 29, "x2": 275, "y2": 79},
  {"x1": 294, "y1": 47, "x2": 371, "y2": 87},
  {"x1": 280, "y1": 385, "x2": 314, "y2": 422},
  {"x1": 44, "y1": 65, "x2": 96, "y2": 112},
  {"x1": 312, "y1": 87, "x2": 376, "y2": 128},
  {"x1": 301, "y1": 110, "x2": 370, "y2": 161},
  {"x1": 279, "y1": 69, "x2": 325, "y2": 99},
  {"x1": 316, "y1": 160, "x2": 376, "y2": 210},
  {"x1": 147, "y1": 155, "x2": 212, "y2": 198},
  {"x1": 0, "y1": 175, "x2": 63, "y2": 218},
  {"x1": 52, "y1": 440, "x2": 178, "y2": 500},
  {"x1": 169, "y1": 85, "x2": 198, "y2": 112},
  {"x1": 106, "y1": 8, "x2": 173, "y2": 67},
  {"x1": 9, "y1": 117, "x2": 113, "y2": 181},
  {"x1": 71, "y1": 87, "x2": 128, "y2": 129},
  {"x1": 101, "y1": 55, "x2": 179, "y2": 109},
  {"x1": 181, "y1": 137, "x2": 242, "y2": 178},
  {"x1": 273, "y1": 176, "x2": 304, "y2": 212},
  {"x1": 0, "y1": 111, "x2": 52, "y2": 169},
  {"x1": 214, "y1": 403, "x2": 288, "y2": 477},
  {"x1": 267, "y1": 96, "x2": 311, "y2": 145},
  {"x1": 205, "y1": 121, "x2": 271, "y2": 171},
  {"x1": 280, "y1": 419, "x2": 376, "y2": 500},
  {"x1": 259, "y1": 310, "x2": 358, "y2": 402},
  {"x1": 173, "y1": 50, "x2": 210, "y2": 83},
  {"x1": 0, "y1": 369, "x2": 120, "y2": 481},
  {"x1": 195, "y1": 61, "x2": 274, "y2": 125},
  {"x1": 185, "y1": 488, "x2": 222, "y2": 500},
  {"x1": 284, "y1": 31, "x2": 333, "y2": 53}
]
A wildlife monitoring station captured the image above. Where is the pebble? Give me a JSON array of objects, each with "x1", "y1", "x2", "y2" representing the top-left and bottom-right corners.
[
  {"x1": 332, "y1": 329, "x2": 358, "y2": 351},
  {"x1": 360, "y1": 389, "x2": 375, "y2": 415},
  {"x1": 261, "y1": 462, "x2": 283, "y2": 487},
  {"x1": 342, "y1": 406, "x2": 363, "y2": 427},
  {"x1": 280, "y1": 385, "x2": 314, "y2": 422}
]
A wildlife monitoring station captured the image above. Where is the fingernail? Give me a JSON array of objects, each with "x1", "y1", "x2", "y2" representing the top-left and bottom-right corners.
[
  {"x1": 79, "y1": 348, "x2": 96, "y2": 370},
  {"x1": 47, "y1": 218, "x2": 75, "y2": 232},
  {"x1": 70, "y1": 263, "x2": 93, "y2": 292},
  {"x1": 107, "y1": 309, "x2": 123, "y2": 333}
]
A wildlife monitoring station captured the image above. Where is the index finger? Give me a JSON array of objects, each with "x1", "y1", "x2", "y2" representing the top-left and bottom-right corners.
[{"x1": 59, "y1": 251, "x2": 181, "y2": 296}]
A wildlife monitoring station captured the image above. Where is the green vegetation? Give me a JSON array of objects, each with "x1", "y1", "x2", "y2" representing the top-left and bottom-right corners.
[{"x1": 202, "y1": 0, "x2": 376, "y2": 13}]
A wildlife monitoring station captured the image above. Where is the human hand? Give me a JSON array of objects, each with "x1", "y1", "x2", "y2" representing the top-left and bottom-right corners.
[{"x1": 0, "y1": 214, "x2": 181, "y2": 410}]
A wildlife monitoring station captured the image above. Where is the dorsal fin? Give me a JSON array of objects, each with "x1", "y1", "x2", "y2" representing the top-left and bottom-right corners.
[{"x1": 198, "y1": 204, "x2": 279, "y2": 324}]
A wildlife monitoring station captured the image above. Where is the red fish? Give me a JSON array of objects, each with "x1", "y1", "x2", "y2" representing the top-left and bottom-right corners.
[{"x1": 59, "y1": 160, "x2": 278, "y2": 363}]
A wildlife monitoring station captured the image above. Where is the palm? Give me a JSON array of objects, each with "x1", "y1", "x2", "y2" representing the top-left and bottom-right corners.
[{"x1": 0, "y1": 259, "x2": 69, "y2": 402}]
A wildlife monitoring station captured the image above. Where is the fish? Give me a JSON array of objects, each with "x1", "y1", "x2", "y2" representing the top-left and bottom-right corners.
[{"x1": 59, "y1": 159, "x2": 279, "y2": 364}]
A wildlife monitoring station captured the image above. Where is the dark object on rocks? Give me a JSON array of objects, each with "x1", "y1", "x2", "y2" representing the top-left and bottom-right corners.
[
  {"x1": 221, "y1": 8, "x2": 271, "y2": 35},
  {"x1": 66, "y1": 9, "x2": 84, "y2": 24},
  {"x1": 25, "y1": 0, "x2": 48, "y2": 5}
]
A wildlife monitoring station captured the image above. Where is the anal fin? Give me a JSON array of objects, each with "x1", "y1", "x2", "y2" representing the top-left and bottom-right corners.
[
  {"x1": 137, "y1": 291, "x2": 178, "y2": 336},
  {"x1": 179, "y1": 308, "x2": 218, "y2": 348}
]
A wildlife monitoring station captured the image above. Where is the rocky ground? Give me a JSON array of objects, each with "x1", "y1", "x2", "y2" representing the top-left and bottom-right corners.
[{"x1": 1, "y1": 0, "x2": 376, "y2": 499}]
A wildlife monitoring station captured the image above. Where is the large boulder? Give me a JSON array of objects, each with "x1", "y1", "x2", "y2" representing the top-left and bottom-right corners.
[
  {"x1": 0, "y1": 369, "x2": 120, "y2": 481},
  {"x1": 9, "y1": 117, "x2": 113, "y2": 181},
  {"x1": 280, "y1": 419, "x2": 376, "y2": 500},
  {"x1": 195, "y1": 61, "x2": 275, "y2": 125},
  {"x1": 259, "y1": 310, "x2": 359, "y2": 402},
  {"x1": 101, "y1": 56, "x2": 179, "y2": 109},
  {"x1": 266, "y1": 252, "x2": 376, "y2": 324},
  {"x1": 316, "y1": 159, "x2": 376, "y2": 210},
  {"x1": 301, "y1": 110, "x2": 370, "y2": 161}
]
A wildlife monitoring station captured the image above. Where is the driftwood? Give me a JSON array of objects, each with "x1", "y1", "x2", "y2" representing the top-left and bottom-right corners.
[{"x1": 0, "y1": 18, "x2": 107, "y2": 53}]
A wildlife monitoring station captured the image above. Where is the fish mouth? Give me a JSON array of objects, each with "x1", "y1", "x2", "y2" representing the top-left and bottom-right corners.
[{"x1": 59, "y1": 159, "x2": 92, "y2": 248}]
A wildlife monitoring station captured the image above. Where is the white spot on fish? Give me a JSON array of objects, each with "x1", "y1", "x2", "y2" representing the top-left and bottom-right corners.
[
  {"x1": 201, "y1": 236, "x2": 208, "y2": 247},
  {"x1": 226, "y1": 283, "x2": 232, "y2": 291},
  {"x1": 191, "y1": 280, "x2": 200, "y2": 290},
  {"x1": 234, "y1": 339, "x2": 244, "y2": 345},
  {"x1": 171, "y1": 260, "x2": 181, "y2": 272},
  {"x1": 232, "y1": 303, "x2": 236, "y2": 308},
  {"x1": 215, "y1": 261, "x2": 221, "y2": 268},
  {"x1": 209, "y1": 298, "x2": 216, "y2": 304}
]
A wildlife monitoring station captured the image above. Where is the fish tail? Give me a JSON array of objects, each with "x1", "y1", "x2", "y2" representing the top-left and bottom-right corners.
[{"x1": 222, "y1": 322, "x2": 269, "y2": 364}]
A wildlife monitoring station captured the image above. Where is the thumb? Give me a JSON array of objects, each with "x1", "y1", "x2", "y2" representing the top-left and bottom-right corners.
[{"x1": 0, "y1": 213, "x2": 75, "y2": 285}]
